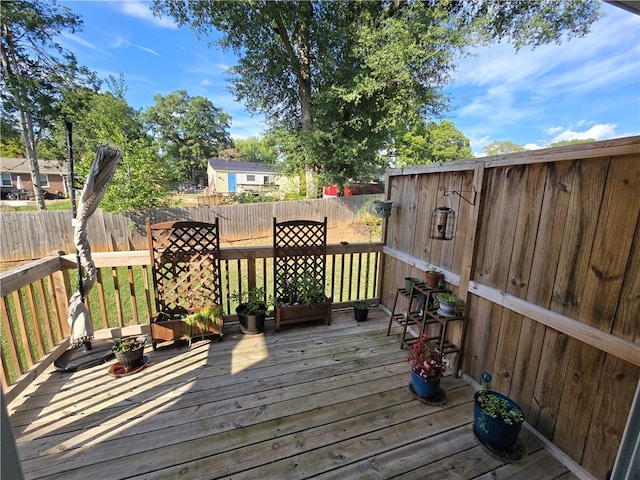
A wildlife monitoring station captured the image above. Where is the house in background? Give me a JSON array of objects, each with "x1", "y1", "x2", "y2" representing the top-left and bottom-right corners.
[
  {"x1": 206, "y1": 159, "x2": 277, "y2": 195},
  {"x1": 0, "y1": 157, "x2": 67, "y2": 200}
]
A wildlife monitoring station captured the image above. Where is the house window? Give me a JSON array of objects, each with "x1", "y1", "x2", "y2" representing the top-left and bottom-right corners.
[
  {"x1": 39, "y1": 174, "x2": 49, "y2": 187},
  {"x1": 1, "y1": 172, "x2": 11, "y2": 187},
  {"x1": 246, "y1": 174, "x2": 255, "y2": 182}
]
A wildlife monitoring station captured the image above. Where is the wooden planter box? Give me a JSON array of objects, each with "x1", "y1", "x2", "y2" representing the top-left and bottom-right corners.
[
  {"x1": 275, "y1": 298, "x2": 332, "y2": 331},
  {"x1": 150, "y1": 316, "x2": 223, "y2": 349}
]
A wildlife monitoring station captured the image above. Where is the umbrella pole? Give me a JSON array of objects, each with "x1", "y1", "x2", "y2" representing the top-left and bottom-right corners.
[{"x1": 65, "y1": 121, "x2": 91, "y2": 351}]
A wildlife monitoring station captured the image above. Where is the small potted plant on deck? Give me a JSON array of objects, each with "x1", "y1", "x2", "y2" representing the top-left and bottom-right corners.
[
  {"x1": 424, "y1": 269, "x2": 444, "y2": 288},
  {"x1": 231, "y1": 287, "x2": 269, "y2": 334},
  {"x1": 406, "y1": 334, "x2": 444, "y2": 400},
  {"x1": 353, "y1": 300, "x2": 370, "y2": 322},
  {"x1": 112, "y1": 336, "x2": 147, "y2": 371},
  {"x1": 474, "y1": 372, "x2": 524, "y2": 451},
  {"x1": 436, "y1": 292, "x2": 463, "y2": 316}
]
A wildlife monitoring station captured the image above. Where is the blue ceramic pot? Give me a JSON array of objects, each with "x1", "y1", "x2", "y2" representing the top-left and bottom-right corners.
[
  {"x1": 473, "y1": 391, "x2": 523, "y2": 451},
  {"x1": 411, "y1": 370, "x2": 441, "y2": 399}
]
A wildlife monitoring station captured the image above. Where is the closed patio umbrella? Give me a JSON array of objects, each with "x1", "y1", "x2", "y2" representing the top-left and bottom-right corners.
[
  {"x1": 55, "y1": 121, "x2": 122, "y2": 372},
  {"x1": 67, "y1": 144, "x2": 121, "y2": 347},
  {"x1": 16, "y1": 176, "x2": 23, "y2": 191}
]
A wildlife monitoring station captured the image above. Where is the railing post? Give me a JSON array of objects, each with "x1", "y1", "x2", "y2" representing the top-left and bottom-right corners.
[
  {"x1": 246, "y1": 250, "x2": 257, "y2": 292},
  {"x1": 50, "y1": 252, "x2": 71, "y2": 338}
]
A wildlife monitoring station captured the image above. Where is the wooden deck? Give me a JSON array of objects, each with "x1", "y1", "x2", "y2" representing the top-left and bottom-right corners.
[{"x1": 8, "y1": 309, "x2": 581, "y2": 480}]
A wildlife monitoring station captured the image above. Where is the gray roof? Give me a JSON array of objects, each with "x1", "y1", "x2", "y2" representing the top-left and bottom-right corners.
[
  {"x1": 208, "y1": 159, "x2": 275, "y2": 174},
  {"x1": 0, "y1": 157, "x2": 67, "y2": 175}
]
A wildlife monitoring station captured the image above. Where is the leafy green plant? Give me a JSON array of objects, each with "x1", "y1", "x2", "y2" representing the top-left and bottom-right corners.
[
  {"x1": 277, "y1": 271, "x2": 326, "y2": 306},
  {"x1": 296, "y1": 274, "x2": 326, "y2": 306},
  {"x1": 111, "y1": 336, "x2": 146, "y2": 353},
  {"x1": 231, "y1": 287, "x2": 270, "y2": 314},
  {"x1": 354, "y1": 300, "x2": 370, "y2": 310},
  {"x1": 476, "y1": 372, "x2": 524, "y2": 432},
  {"x1": 183, "y1": 305, "x2": 224, "y2": 345},
  {"x1": 436, "y1": 292, "x2": 462, "y2": 305}
]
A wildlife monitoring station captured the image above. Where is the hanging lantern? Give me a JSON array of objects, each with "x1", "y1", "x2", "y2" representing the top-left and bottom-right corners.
[{"x1": 430, "y1": 206, "x2": 455, "y2": 240}]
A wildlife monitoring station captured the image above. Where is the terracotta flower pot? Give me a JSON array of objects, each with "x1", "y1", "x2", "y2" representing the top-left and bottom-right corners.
[{"x1": 424, "y1": 271, "x2": 444, "y2": 288}]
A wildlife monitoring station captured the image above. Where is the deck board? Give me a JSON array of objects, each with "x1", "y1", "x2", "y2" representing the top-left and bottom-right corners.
[{"x1": 9, "y1": 309, "x2": 580, "y2": 480}]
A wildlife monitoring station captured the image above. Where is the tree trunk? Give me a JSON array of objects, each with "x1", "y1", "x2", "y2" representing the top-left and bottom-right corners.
[
  {"x1": 268, "y1": 1, "x2": 317, "y2": 199},
  {"x1": 19, "y1": 110, "x2": 46, "y2": 210},
  {"x1": 0, "y1": 23, "x2": 46, "y2": 209}
]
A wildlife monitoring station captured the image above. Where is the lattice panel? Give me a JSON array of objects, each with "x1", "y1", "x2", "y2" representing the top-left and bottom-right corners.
[
  {"x1": 273, "y1": 218, "x2": 327, "y2": 300},
  {"x1": 147, "y1": 220, "x2": 222, "y2": 315}
]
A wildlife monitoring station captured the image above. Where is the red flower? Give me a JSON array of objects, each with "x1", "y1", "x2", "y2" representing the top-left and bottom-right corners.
[{"x1": 406, "y1": 334, "x2": 443, "y2": 380}]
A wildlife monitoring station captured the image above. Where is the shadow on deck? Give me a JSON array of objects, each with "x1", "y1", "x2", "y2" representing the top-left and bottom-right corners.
[{"x1": 8, "y1": 308, "x2": 580, "y2": 479}]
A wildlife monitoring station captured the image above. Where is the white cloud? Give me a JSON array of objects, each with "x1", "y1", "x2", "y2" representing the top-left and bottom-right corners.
[
  {"x1": 544, "y1": 126, "x2": 564, "y2": 135},
  {"x1": 113, "y1": 36, "x2": 161, "y2": 57},
  {"x1": 117, "y1": 1, "x2": 177, "y2": 29},
  {"x1": 550, "y1": 123, "x2": 618, "y2": 143},
  {"x1": 61, "y1": 32, "x2": 112, "y2": 57},
  {"x1": 523, "y1": 143, "x2": 542, "y2": 150}
]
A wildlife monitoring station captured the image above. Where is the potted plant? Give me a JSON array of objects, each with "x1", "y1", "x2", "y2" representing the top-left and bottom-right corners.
[
  {"x1": 111, "y1": 336, "x2": 146, "y2": 371},
  {"x1": 404, "y1": 276, "x2": 420, "y2": 292},
  {"x1": 183, "y1": 305, "x2": 224, "y2": 346},
  {"x1": 474, "y1": 372, "x2": 524, "y2": 451},
  {"x1": 231, "y1": 287, "x2": 269, "y2": 334},
  {"x1": 405, "y1": 334, "x2": 444, "y2": 399},
  {"x1": 372, "y1": 199, "x2": 393, "y2": 218},
  {"x1": 275, "y1": 271, "x2": 332, "y2": 330},
  {"x1": 353, "y1": 300, "x2": 370, "y2": 322},
  {"x1": 424, "y1": 269, "x2": 444, "y2": 288},
  {"x1": 436, "y1": 292, "x2": 463, "y2": 316}
]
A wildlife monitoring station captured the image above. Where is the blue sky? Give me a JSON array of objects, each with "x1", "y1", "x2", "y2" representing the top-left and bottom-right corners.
[{"x1": 59, "y1": 1, "x2": 639, "y2": 155}]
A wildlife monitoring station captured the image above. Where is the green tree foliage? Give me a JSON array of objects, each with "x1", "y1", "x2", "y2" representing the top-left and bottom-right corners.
[
  {"x1": 1, "y1": 0, "x2": 99, "y2": 209},
  {"x1": 0, "y1": 118, "x2": 24, "y2": 158},
  {"x1": 143, "y1": 90, "x2": 232, "y2": 183},
  {"x1": 393, "y1": 120, "x2": 472, "y2": 167},
  {"x1": 482, "y1": 141, "x2": 527, "y2": 156},
  {"x1": 152, "y1": 0, "x2": 601, "y2": 196},
  {"x1": 234, "y1": 136, "x2": 277, "y2": 167},
  {"x1": 549, "y1": 138, "x2": 596, "y2": 147},
  {"x1": 42, "y1": 81, "x2": 170, "y2": 213}
]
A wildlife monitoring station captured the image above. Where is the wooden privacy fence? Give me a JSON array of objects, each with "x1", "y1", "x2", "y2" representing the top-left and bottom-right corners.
[
  {"x1": 380, "y1": 136, "x2": 639, "y2": 480},
  {"x1": 0, "y1": 194, "x2": 382, "y2": 262}
]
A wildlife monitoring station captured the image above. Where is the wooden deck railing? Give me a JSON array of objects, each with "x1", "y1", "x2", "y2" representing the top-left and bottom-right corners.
[{"x1": 0, "y1": 242, "x2": 383, "y2": 401}]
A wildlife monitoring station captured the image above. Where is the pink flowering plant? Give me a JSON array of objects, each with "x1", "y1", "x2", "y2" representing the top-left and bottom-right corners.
[{"x1": 406, "y1": 334, "x2": 444, "y2": 380}]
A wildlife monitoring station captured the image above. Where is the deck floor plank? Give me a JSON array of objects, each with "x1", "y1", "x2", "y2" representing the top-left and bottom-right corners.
[{"x1": 9, "y1": 309, "x2": 580, "y2": 480}]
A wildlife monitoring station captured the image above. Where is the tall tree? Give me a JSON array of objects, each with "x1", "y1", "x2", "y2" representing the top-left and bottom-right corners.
[
  {"x1": 393, "y1": 120, "x2": 472, "y2": 167},
  {"x1": 153, "y1": 0, "x2": 601, "y2": 197},
  {"x1": 234, "y1": 136, "x2": 277, "y2": 166},
  {"x1": 143, "y1": 90, "x2": 232, "y2": 183},
  {"x1": 482, "y1": 141, "x2": 527, "y2": 156},
  {"x1": 1, "y1": 0, "x2": 99, "y2": 209},
  {"x1": 41, "y1": 81, "x2": 170, "y2": 213}
]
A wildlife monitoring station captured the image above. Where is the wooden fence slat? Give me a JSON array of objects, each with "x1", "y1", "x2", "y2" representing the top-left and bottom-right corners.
[
  {"x1": 36, "y1": 279, "x2": 55, "y2": 349},
  {"x1": 1, "y1": 297, "x2": 22, "y2": 379},
  {"x1": 25, "y1": 284, "x2": 44, "y2": 358},
  {"x1": 469, "y1": 281, "x2": 640, "y2": 367},
  {"x1": 111, "y1": 267, "x2": 124, "y2": 327}
]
